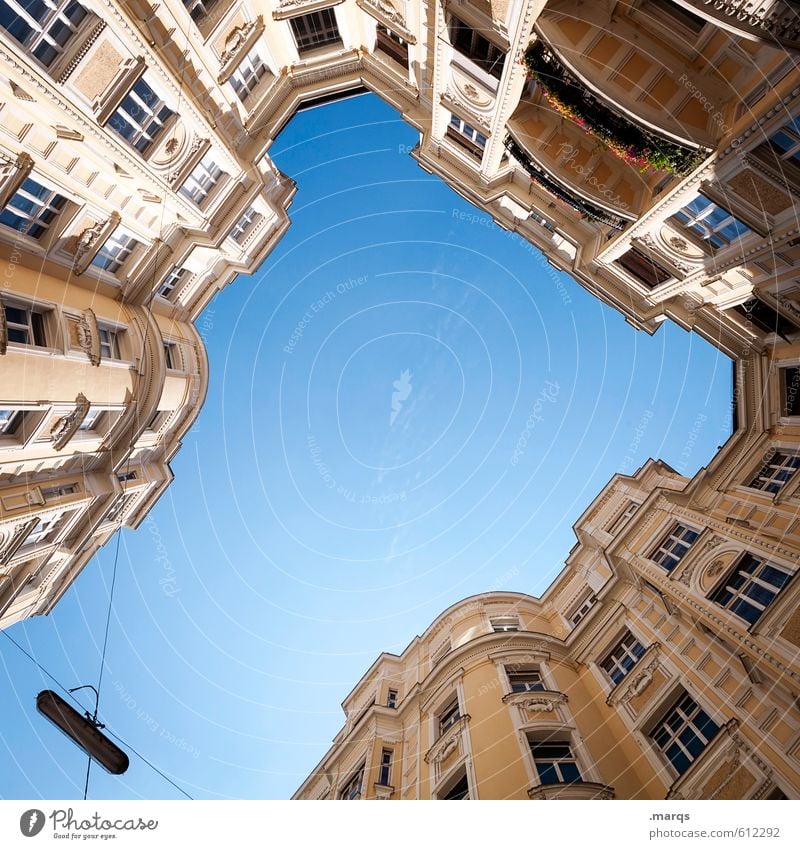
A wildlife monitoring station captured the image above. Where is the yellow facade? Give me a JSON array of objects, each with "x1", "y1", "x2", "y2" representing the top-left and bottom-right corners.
[{"x1": 1, "y1": 0, "x2": 799, "y2": 796}]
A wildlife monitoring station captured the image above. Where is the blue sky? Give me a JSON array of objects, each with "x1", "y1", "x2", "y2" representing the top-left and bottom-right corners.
[{"x1": 0, "y1": 94, "x2": 733, "y2": 800}]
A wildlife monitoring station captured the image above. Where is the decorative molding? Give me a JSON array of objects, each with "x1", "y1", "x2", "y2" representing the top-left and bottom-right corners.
[
  {"x1": 217, "y1": 17, "x2": 266, "y2": 84},
  {"x1": 76, "y1": 309, "x2": 101, "y2": 366},
  {"x1": 441, "y1": 89, "x2": 492, "y2": 132},
  {"x1": 50, "y1": 394, "x2": 90, "y2": 451},
  {"x1": 56, "y1": 19, "x2": 106, "y2": 84},
  {"x1": 424, "y1": 714, "x2": 470, "y2": 765},
  {"x1": 272, "y1": 0, "x2": 346, "y2": 22},
  {"x1": 356, "y1": 0, "x2": 416, "y2": 43},
  {"x1": 0, "y1": 518, "x2": 39, "y2": 566},
  {"x1": 607, "y1": 643, "x2": 662, "y2": 706},
  {"x1": 0, "y1": 152, "x2": 34, "y2": 211},
  {"x1": 675, "y1": 533, "x2": 724, "y2": 587},
  {"x1": 0, "y1": 292, "x2": 6, "y2": 356},
  {"x1": 502, "y1": 689, "x2": 568, "y2": 713},
  {"x1": 528, "y1": 781, "x2": 615, "y2": 800},
  {"x1": 72, "y1": 212, "x2": 120, "y2": 276}
]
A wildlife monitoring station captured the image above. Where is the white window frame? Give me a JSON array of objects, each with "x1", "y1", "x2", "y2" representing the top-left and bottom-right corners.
[
  {"x1": 708, "y1": 552, "x2": 794, "y2": 627},
  {"x1": 648, "y1": 689, "x2": 720, "y2": 778},
  {"x1": 158, "y1": 266, "x2": 189, "y2": 300},
  {"x1": 229, "y1": 45, "x2": 269, "y2": 102},
  {"x1": 91, "y1": 229, "x2": 139, "y2": 275},
  {"x1": 599, "y1": 630, "x2": 646, "y2": 686},
  {"x1": 746, "y1": 449, "x2": 800, "y2": 495},
  {"x1": 672, "y1": 193, "x2": 752, "y2": 250},
  {"x1": 448, "y1": 113, "x2": 487, "y2": 149},
  {"x1": 289, "y1": 9, "x2": 341, "y2": 54},
  {"x1": 649, "y1": 522, "x2": 700, "y2": 572},
  {"x1": 607, "y1": 500, "x2": 640, "y2": 534},
  {"x1": 489, "y1": 615, "x2": 520, "y2": 632},
  {"x1": 179, "y1": 153, "x2": 225, "y2": 206},
  {"x1": 0, "y1": 0, "x2": 88, "y2": 68},
  {"x1": 0, "y1": 174, "x2": 66, "y2": 240},
  {"x1": 106, "y1": 76, "x2": 174, "y2": 155},
  {"x1": 230, "y1": 206, "x2": 261, "y2": 244}
]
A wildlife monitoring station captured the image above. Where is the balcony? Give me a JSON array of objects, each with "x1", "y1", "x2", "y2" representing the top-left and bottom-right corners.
[
  {"x1": 522, "y1": 40, "x2": 706, "y2": 175},
  {"x1": 504, "y1": 134, "x2": 629, "y2": 231},
  {"x1": 677, "y1": 0, "x2": 800, "y2": 51}
]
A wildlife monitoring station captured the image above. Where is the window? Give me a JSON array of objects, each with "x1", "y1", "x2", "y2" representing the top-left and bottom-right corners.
[
  {"x1": 530, "y1": 737, "x2": 581, "y2": 785},
  {"x1": 766, "y1": 116, "x2": 800, "y2": 169},
  {"x1": 289, "y1": 9, "x2": 341, "y2": 54},
  {"x1": 650, "y1": 691, "x2": 719, "y2": 776},
  {"x1": 229, "y1": 46, "x2": 269, "y2": 102},
  {"x1": 3, "y1": 302, "x2": 47, "y2": 346},
  {"x1": 107, "y1": 77, "x2": 174, "y2": 155},
  {"x1": 91, "y1": 230, "x2": 139, "y2": 274},
  {"x1": 338, "y1": 763, "x2": 364, "y2": 800},
  {"x1": 709, "y1": 552, "x2": 794, "y2": 626},
  {"x1": 0, "y1": 0, "x2": 87, "y2": 67},
  {"x1": 506, "y1": 667, "x2": 544, "y2": 693},
  {"x1": 732, "y1": 296, "x2": 798, "y2": 339},
  {"x1": 0, "y1": 408, "x2": 21, "y2": 434},
  {"x1": 180, "y1": 154, "x2": 225, "y2": 205},
  {"x1": 747, "y1": 450, "x2": 800, "y2": 494},
  {"x1": 780, "y1": 367, "x2": 800, "y2": 417},
  {"x1": 116, "y1": 471, "x2": 137, "y2": 483},
  {"x1": 375, "y1": 24, "x2": 408, "y2": 66},
  {"x1": 386, "y1": 689, "x2": 397, "y2": 709},
  {"x1": 158, "y1": 266, "x2": 188, "y2": 300},
  {"x1": 182, "y1": 0, "x2": 216, "y2": 23},
  {"x1": 447, "y1": 114, "x2": 487, "y2": 157},
  {"x1": 25, "y1": 510, "x2": 74, "y2": 547},
  {"x1": 569, "y1": 592, "x2": 596, "y2": 626},
  {"x1": 673, "y1": 194, "x2": 751, "y2": 250},
  {"x1": 600, "y1": 631, "x2": 646, "y2": 686},
  {"x1": 0, "y1": 176, "x2": 66, "y2": 239},
  {"x1": 490, "y1": 615, "x2": 519, "y2": 632},
  {"x1": 607, "y1": 500, "x2": 640, "y2": 535},
  {"x1": 616, "y1": 247, "x2": 672, "y2": 289},
  {"x1": 230, "y1": 206, "x2": 260, "y2": 244},
  {"x1": 78, "y1": 406, "x2": 103, "y2": 431},
  {"x1": 378, "y1": 748, "x2": 392, "y2": 786},
  {"x1": 650, "y1": 523, "x2": 700, "y2": 572},
  {"x1": 106, "y1": 491, "x2": 135, "y2": 522},
  {"x1": 40, "y1": 483, "x2": 78, "y2": 499},
  {"x1": 440, "y1": 770, "x2": 470, "y2": 800},
  {"x1": 0, "y1": 408, "x2": 39, "y2": 442},
  {"x1": 163, "y1": 342, "x2": 178, "y2": 369},
  {"x1": 449, "y1": 16, "x2": 506, "y2": 79},
  {"x1": 98, "y1": 326, "x2": 120, "y2": 360},
  {"x1": 437, "y1": 696, "x2": 460, "y2": 736}
]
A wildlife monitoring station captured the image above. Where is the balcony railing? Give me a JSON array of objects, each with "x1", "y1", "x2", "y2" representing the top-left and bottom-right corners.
[
  {"x1": 504, "y1": 134, "x2": 629, "y2": 231},
  {"x1": 523, "y1": 40, "x2": 707, "y2": 175},
  {"x1": 679, "y1": 0, "x2": 800, "y2": 50}
]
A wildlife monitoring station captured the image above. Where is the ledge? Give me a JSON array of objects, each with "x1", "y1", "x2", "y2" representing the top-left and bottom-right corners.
[
  {"x1": 528, "y1": 780, "x2": 616, "y2": 800},
  {"x1": 424, "y1": 714, "x2": 470, "y2": 765},
  {"x1": 502, "y1": 689, "x2": 568, "y2": 713}
]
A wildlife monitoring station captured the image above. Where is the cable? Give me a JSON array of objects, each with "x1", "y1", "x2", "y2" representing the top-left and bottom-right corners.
[{"x1": 0, "y1": 630, "x2": 195, "y2": 800}]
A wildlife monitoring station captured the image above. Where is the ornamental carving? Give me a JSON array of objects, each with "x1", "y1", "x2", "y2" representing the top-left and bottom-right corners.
[
  {"x1": 0, "y1": 292, "x2": 7, "y2": 355},
  {"x1": 0, "y1": 517, "x2": 40, "y2": 565},
  {"x1": 503, "y1": 689, "x2": 567, "y2": 714},
  {"x1": 424, "y1": 714, "x2": 469, "y2": 765},
  {"x1": 76, "y1": 309, "x2": 100, "y2": 366},
  {"x1": 217, "y1": 17, "x2": 265, "y2": 83},
  {"x1": 72, "y1": 212, "x2": 120, "y2": 275},
  {"x1": 50, "y1": 393, "x2": 90, "y2": 451}
]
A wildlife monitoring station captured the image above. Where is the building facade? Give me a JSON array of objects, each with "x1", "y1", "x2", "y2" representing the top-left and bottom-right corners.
[
  {"x1": 0, "y1": 0, "x2": 798, "y2": 736},
  {"x1": 294, "y1": 343, "x2": 800, "y2": 798}
]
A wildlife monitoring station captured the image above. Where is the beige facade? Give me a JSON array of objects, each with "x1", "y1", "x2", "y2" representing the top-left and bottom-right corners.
[
  {"x1": 293, "y1": 361, "x2": 800, "y2": 799},
  {"x1": 1, "y1": 4, "x2": 800, "y2": 796}
]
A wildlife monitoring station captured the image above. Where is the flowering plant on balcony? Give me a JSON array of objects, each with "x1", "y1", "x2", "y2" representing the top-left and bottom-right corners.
[{"x1": 523, "y1": 43, "x2": 703, "y2": 175}]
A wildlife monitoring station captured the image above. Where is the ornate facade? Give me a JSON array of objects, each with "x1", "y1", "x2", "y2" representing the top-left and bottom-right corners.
[
  {"x1": 293, "y1": 362, "x2": 800, "y2": 799},
  {"x1": 0, "y1": 3, "x2": 798, "y2": 773}
]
